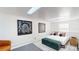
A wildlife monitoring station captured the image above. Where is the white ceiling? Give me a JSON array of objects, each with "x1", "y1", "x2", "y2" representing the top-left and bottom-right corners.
[
  {"x1": 38, "y1": 7, "x2": 79, "y2": 22},
  {"x1": 0, "y1": 7, "x2": 40, "y2": 19},
  {"x1": 0, "y1": 7, "x2": 79, "y2": 22},
  {"x1": 0, "y1": 7, "x2": 31, "y2": 16}
]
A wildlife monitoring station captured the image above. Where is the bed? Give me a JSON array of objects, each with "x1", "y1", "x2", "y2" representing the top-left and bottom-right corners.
[{"x1": 42, "y1": 35, "x2": 70, "y2": 50}]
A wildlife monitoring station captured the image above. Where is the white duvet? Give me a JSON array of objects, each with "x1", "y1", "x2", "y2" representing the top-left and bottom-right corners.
[{"x1": 45, "y1": 35, "x2": 69, "y2": 45}]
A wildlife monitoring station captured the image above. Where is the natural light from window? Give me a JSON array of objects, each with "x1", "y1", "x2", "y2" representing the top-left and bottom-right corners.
[{"x1": 59, "y1": 23, "x2": 69, "y2": 32}]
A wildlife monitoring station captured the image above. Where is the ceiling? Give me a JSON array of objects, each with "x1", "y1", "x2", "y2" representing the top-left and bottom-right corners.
[
  {"x1": 0, "y1": 7, "x2": 79, "y2": 22},
  {"x1": 0, "y1": 7, "x2": 31, "y2": 16},
  {"x1": 38, "y1": 7, "x2": 79, "y2": 22}
]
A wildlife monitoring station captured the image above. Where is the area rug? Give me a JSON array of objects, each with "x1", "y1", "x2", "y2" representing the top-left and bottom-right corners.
[{"x1": 12, "y1": 43, "x2": 42, "y2": 51}]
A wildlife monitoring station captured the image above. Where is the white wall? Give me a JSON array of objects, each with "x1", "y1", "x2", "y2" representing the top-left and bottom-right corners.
[{"x1": 0, "y1": 11, "x2": 51, "y2": 49}]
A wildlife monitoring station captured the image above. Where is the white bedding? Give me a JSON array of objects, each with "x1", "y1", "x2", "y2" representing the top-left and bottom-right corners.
[{"x1": 45, "y1": 35, "x2": 69, "y2": 45}]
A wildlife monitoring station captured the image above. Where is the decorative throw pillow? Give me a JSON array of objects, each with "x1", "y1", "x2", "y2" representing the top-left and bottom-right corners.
[
  {"x1": 59, "y1": 32, "x2": 66, "y2": 37},
  {"x1": 50, "y1": 33, "x2": 53, "y2": 35},
  {"x1": 59, "y1": 33, "x2": 63, "y2": 37},
  {"x1": 53, "y1": 32, "x2": 58, "y2": 36}
]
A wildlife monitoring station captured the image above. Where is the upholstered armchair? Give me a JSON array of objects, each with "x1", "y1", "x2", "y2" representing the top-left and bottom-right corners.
[{"x1": 0, "y1": 40, "x2": 11, "y2": 51}]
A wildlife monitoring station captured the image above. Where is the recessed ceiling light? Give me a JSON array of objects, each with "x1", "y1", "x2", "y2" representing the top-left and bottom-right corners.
[{"x1": 27, "y1": 7, "x2": 41, "y2": 15}]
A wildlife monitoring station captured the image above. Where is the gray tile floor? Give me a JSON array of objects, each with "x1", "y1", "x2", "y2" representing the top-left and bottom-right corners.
[{"x1": 12, "y1": 43, "x2": 42, "y2": 51}]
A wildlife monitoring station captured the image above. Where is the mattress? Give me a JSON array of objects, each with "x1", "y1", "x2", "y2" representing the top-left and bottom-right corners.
[{"x1": 45, "y1": 35, "x2": 69, "y2": 45}]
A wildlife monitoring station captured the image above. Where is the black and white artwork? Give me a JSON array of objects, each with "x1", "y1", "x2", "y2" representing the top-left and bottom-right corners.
[
  {"x1": 17, "y1": 20, "x2": 32, "y2": 35},
  {"x1": 38, "y1": 23, "x2": 46, "y2": 33}
]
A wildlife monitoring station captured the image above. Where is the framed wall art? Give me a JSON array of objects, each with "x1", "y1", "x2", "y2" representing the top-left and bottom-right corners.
[{"x1": 17, "y1": 20, "x2": 32, "y2": 35}]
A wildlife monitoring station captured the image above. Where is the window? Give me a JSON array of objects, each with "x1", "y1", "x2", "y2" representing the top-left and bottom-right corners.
[
  {"x1": 59, "y1": 23, "x2": 69, "y2": 32},
  {"x1": 38, "y1": 23, "x2": 46, "y2": 33}
]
